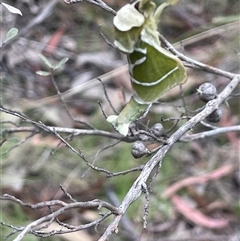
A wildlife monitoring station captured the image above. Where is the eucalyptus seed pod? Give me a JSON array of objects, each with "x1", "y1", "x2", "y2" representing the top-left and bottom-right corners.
[
  {"x1": 151, "y1": 123, "x2": 164, "y2": 137},
  {"x1": 131, "y1": 141, "x2": 149, "y2": 159},
  {"x1": 197, "y1": 83, "x2": 217, "y2": 102},
  {"x1": 206, "y1": 108, "x2": 222, "y2": 123}
]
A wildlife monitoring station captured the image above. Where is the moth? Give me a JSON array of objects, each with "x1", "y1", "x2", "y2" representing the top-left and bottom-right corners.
[{"x1": 107, "y1": 0, "x2": 187, "y2": 136}]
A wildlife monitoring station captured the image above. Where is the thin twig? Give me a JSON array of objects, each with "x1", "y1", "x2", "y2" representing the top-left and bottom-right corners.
[
  {"x1": 98, "y1": 100, "x2": 108, "y2": 119},
  {"x1": 49, "y1": 70, "x2": 96, "y2": 129},
  {"x1": 82, "y1": 139, "x2": 122, "y2": 177},
  {"x1": 59, "y1": 184, "x2": 77, "y2": 202},
  {"x1": 159, "y1": 34, "x2": 236, "y2": 79},
  {"x1": 1, "y1": 194, "x2": 120, "y2": 241},
  {"x1": 63, "y1": 0, "x2": 116, "y2": 15},
  {"x1": 98, "y1": 78, "x2": 119, "y2": 114},
  {"x1": 179, "y1": 84, "x2": 189, "y2": 117},
  {"x1": 99, "y1": 25, "x2": 116, "y2": 49},
  {"x1": 180, "y1": 125, "x2": 240, "y2": 142},
  {"x1": 106, "y1": 165, "x2": 144, "y2": 178}
]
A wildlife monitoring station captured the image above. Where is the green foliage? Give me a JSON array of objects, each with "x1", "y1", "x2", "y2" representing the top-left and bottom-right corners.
[
  {"x1": 37, "y1": 54, "x2": 69, "y2": 75},
  {"x1": 36, "y1": 70, "x2": 51, "y2": 76},
  {"x1": 107, "y1": 0, "x2": 187, "y2": 135},
  {"x1": 54, "y1": 57, "x2": 69, "y2": 70},
  {"x1": 0, "y1": 3, "x2": 21, "y2": 47},
  {"x1": 39, "y1": 54, "x2": 54, "y2": 69},
  {"x1": 3, "y1": 28, "x2": 18, "y2": 44},
  {"x1": 113, "y1": 0, "x2": 187, "y2": 103}
]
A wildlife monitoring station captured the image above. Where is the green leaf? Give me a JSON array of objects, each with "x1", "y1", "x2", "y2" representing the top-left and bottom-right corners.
[
  {"x1": 54, "y1": 57, "x2": 69, "y2": 70},
  {"x1": 107, "y1": 115, "x2": 130, "y2": 136},
  {"x1": 114, "y1": 0, "x2": 187, "y2": 104},
  {"x1": 107, "y1": 97, "x2": 149, "y2": 136},
  {"x1": 129, "y1": 36, "x2": 187, "y2": 103},
  {"x1": 36, "y1": 71, "x2": 50, "y2": 76},
  {"x1": 3, "y1": 28, "x2": 18, "y2": 44},
  {"x1": 113, "y1": 2, "x2": 145, "y2": 53},
  {"x1": 2, "y1": 3, "x2": 22, "y2": 15},
  {"x1": 113, "y1": 3, "x2": 144, "y2": 31},
  {"x1": 39, "y1": 54, "x2": 53, "y2": 68},
  {"x1": 107, "y1": 0, "x2": 188, "y2": 135}
]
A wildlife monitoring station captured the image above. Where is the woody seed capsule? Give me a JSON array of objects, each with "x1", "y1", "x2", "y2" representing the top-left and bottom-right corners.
[
  {"x1": 151, "y1": 123, "x2": 164, "y2": 137},
  {"x1": 131, "y1": 141, "x2": 149, "y2": 159},
  {"x1": 206, "y1": 108, "x2": 222, "y2": 123},
  {"x1": 197, "y1": 83, "x2": 217, "y2": 102}
]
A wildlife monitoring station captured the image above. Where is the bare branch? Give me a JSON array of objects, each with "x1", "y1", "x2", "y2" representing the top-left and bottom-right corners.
[
  {"x1": 0, "y1": 194, "x2": 120, "y2": 241},
  {"x1": 82, "y1": 139, "x2": 122, "y2": 177},
  {"x1": 180, "y1": 125, "x2": 240, "y2": 142},
  {"x1": 59, "y1": 184, "x2": 77, "y2": 202},
  {"x1": 0, "y1": 194, "x2": 68, "y2": 208},
  {"x1": 1, "y1": 125, "x2": 122, "y2": 139},
  {"x1": 49, "y1": 70, "x2": 96, "y2": 129},
  {"x1": 105, "y1": 187, "x2": 141, "y2": 240},
  {"x1": 98, "y1": 78, "x2": 119, "y2": 115},
  {"x1": 62, "y1": 0, "x2": 116, "y2": 15},
  {"x1": 106, "y1": 164, "x2": 144, "y2": 178},
  {"x1": 159, "y1": 34, "x2": 236, "y2": 79},
  {"x1": 98, "y1": 74, "x2": 240, "y2": 240},
  {"x1": 141, "y1": 182, "x2": 150, "y2": 229}
]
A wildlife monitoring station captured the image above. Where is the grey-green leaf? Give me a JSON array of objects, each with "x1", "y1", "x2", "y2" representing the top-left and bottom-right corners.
[
  {"x1": 54, "y1": 57, "x2": 69, "y2": 70},
  {"x1": 4, "y1": 28, "x2": 18, "y2": 44},
  {"x1": 2, "y1": 3, "x2": 22, "y2": 15},
  {"x1": 113, "y1": 3, "x2": 144, "y2": 31},
  {"x1": 36, "y1": 71, "x2": 50, "y2": 76},
  {"x1": 39, "y1": 54, "x2": 53, "y2": 68}
]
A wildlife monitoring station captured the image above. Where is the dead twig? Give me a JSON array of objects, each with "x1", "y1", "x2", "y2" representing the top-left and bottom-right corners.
[
  {"x1": 180, "y1": 125, "x2": 240, "y2": 142},
  {"x1": 62, "y1": 0, "x2": 116, "y2": 15},
  {"x1": 0, "y1": 194, "x2": 120, "y2": 240}
]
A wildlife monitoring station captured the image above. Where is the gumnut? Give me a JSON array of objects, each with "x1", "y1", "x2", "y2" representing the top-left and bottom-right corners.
[
  {"x1": 151, "y1": 123, "x2": 164, "y2": 137},
  {"x1": 206, "y1": 108, "x2": 222, "y2": 123},
  {"x1": 131, "y1": 141, "x2": 149, "y2": 159},
  {"x1": 197, "y1": 83, "x2": 217, "y2": 102}
]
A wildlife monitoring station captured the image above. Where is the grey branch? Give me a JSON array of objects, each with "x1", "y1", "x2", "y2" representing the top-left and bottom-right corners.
[
  {"x1": 63, "y1": 0, "x2": 116, "y2": 15},
  {"x1": 0, "y1": 194, "x2": 120, "y2": 241},
  {"x1": 159, "y1": 34, "x2": 236, "y2": 79},
  {"x1": 2, "y1": 118, "x2": 240, "y2": 143},
  {"x1": 181, "y1": 125, "x2": 240, "y2": 142},
  {"x1": 98, "y1": 75, "x2": 240, "y2": 240}
]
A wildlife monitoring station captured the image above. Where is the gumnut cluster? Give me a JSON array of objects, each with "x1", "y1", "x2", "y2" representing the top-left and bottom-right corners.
[{"x1": 197, "y1": 83, "x2": 222, "y2": 123}]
